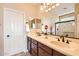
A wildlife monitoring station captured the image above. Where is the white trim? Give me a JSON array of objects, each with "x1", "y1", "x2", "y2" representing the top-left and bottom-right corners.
[
  {"x1": 4, "y1": 8, "x2": 24, "y2": 14},
  {"x1": 58, "y1": 10, "x2": 74, "y2": 16}
]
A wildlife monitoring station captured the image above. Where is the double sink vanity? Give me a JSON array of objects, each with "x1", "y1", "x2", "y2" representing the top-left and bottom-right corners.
[{"x1": 27, "y1": 30, "x2": 79, "y2": 56}]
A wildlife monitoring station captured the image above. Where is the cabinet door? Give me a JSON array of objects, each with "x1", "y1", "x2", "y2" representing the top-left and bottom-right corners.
[
  {"x1": 38, "y1": 43, "x2": 52, "y2": 56},
  {"x1": 38, "y1": 48, "x2": 51, "y2": 56},
  {"x1": 31, "y1": 43, "x2": 37, "y2": 56},
  {"x1": 38, "y1": 43, "x2": 52, "y2": 55},
  {"x1": 53, "y1": 50, "x2": 65, "y2": 56},
  {"x1": 27, "y1": 37, "x2": 31, "y2": 52},
  {"x1": 31, "y1": 39, "x2": 37, "y2": 45}
]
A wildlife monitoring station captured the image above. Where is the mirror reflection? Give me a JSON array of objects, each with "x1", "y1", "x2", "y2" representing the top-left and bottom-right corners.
[
  {"x1": 55, "y1": 20, "x2": 75, "y2": 38},
  {"x1": 40, "y1": 3, "x2": 76, "y2": 38},
  {"x1": 27, "y1": 3, "x2": 79, "y2": 39},
  {"x1": 55, "y1": 12, "x2": 75, "y2": 38}
]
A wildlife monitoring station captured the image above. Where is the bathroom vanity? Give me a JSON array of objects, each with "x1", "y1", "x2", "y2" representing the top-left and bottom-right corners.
[
  {"x1": 27, "y1": 31, "x2": 79, "y2": 56},
  {"x1": 27, "y1": 36, "x2": 65, "y2": 56}
]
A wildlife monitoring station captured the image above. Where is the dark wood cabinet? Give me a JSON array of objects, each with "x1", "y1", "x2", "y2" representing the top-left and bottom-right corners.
[
  {"x1": 27, "y1": 37, "x2": 38, "y2": 56},
  {"x1": 31, "y1": 42, "x2": 38, "y2": 56},
  {"x1": 38, "y1": 42, "x2": 52, "y2": 56},
  {"x1": 31, "y1": 39, "x2": 37, "y2": 45},
  {"x1": 27, "y1": 37, "x2": 31, "y2": 52},
  {"x1": 38, "y1": 48, "x2": 51, "y2": 56},
  {"x1": 27, "y1": 36, "x2": 66, "y2": 56},
  {"x1": 53, "y1": 50, "x2": 65, "y2": 56}
]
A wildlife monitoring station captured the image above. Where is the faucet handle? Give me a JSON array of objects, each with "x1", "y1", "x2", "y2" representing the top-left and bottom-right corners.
[
  {"x1": 66, "y1": 40, "x2": 69, "y2": 44},
  {"x1": 57, "y1": 38, "x2": 60, "y2": 41}
]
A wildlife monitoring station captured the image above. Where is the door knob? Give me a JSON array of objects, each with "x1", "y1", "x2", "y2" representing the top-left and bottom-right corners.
[{"x1": 7, "y1": 35, "x2": 10, "y2": 37}]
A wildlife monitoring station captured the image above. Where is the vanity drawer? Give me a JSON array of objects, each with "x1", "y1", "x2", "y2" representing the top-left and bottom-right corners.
[
  {"x1": 38, "y1": 48, "x2": 52, "y2": 56},
  {"x1": 31, "y1": 50, "x2": 37, "y2": 56},
  {"x1": 31, "y1": 39, "x2": 37, "y2": 45},
  {"x1": 38, "y1": 42, "x2": 52, "y2": 54},
  {"x1": 53, "y1": 50, "x2": 65, "y2": 56},
  {"x1": 27, "y1": 37, "x2": 31, "y2": 52},
  {"x1": 31, "y1": 43, "x2": 37, "y2": 53}
]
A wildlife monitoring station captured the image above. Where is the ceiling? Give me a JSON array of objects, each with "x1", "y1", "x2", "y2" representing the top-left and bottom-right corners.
[
  {"x1": 3, "y1": 3, "x2": 74, "y2": 16},
  {"x1": 51, "y1": 3, "x2": 75, "y2": 16}
]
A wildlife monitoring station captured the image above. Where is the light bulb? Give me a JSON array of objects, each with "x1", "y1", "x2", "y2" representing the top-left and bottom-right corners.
[
  {"x1": 45, "y1": 10, "x2": 48, "y2": 12},
  {"x1": 52, "y1": 5, "x2": 55, "y2": 9},
  {"x1": 56, "y1": 3, "x2": 60, "y2": 6},
  {"x1": 43, "y1": 5, "x2": 46, "y2": 8},
  {"x1": 43, "y1": 3, "x2": 46, "y2": 6},
  {"x1": 40, "y1": 8, "x2": 43, "y2": 10},
  {"x1": 48, "y1": 8, "x2": 51, "y2": 11},
  {"x1": 46, "y1": 3, "x2": 50, "y2": 5},
  {"x1": 40, "y1": 6, "x2": 43, "y2": 10},
  {"x1": 29, "y1": 17, "x2": 32, "y2": 19}
]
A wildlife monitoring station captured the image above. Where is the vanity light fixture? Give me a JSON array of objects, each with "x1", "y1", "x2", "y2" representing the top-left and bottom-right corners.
[
  {"x1": 56, "y1": 3, "x2": 60, "y2": 6},
  {"x1": 40, "y1": 3, "x2": 60, "y2": 12},
  {"x1": 48, "y1": 8, "x2": 51, "y2": 11},
  {"x1": 29, "y1": 17, "x2": 32, "y2": 19},
  {"x1": 43, "y1": 5, "x2": 47, "y2": 8},
  {"x1": 46, "y1": 3, "x2": 50, "y2": 5},
  {"x1": 40, "y1": 6, "x2": 43, "y2": 10},
  {"x1": 52, "y1": 5, "x2": 55, "y2": 9},
  {"x1": 45, "y1": 10, "x2": 48, "y2": 12}
]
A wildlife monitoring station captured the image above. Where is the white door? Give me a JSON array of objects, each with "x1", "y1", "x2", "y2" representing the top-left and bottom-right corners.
[{"x1": 4, "y1": 8, "x2": 25, "y2": 56}]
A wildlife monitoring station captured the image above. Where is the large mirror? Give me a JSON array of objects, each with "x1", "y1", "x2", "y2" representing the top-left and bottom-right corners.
[
  {"x1": 40, "y1": 3, "x2": 78, "y2": 38},
  {"x1": 26, "y1": 3, "x2": 79, "y2": 39},
  {"x1": 55, "y1": 20, "x2": 75, "y2": 38},
  {"x1": 30, "y1": 18, "x2": 41, "y2": 29},
  {"x1": 55, "y1": 12, "x2": 76, "y2": 38}
]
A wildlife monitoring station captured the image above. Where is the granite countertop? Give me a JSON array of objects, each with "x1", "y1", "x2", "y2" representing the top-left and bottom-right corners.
[{"x1": 27, "y1": 31, "x2": 79, "y2": 56}]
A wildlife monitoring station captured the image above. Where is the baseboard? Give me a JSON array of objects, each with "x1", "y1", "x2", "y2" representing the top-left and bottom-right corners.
[
  {"x1": 11, "y1": 51, "x2": 25, "y2": 56},
  {"x1": 24, "y1": 49, "x2": 28, "y2": 52},
  {"x1": 11, "y1": 49, "x2": 28, "y2": 56}
]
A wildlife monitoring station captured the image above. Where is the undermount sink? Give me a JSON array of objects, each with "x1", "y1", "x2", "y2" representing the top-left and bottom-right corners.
[
  {"x1": 50, "y1": 40, "x2": 78, "y2": 51},
  {"x1": 50, "y1": 41, "x2": 69, "y2": 48},
  {"x1": 40, "y1": 35, "x2": 79, "y2": 51}
]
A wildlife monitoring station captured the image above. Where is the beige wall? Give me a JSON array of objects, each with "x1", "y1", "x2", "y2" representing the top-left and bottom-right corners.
[
  {"x1": 0, "y1": 3, "x2": 40, "y2": 56},
  {"x1": 0, "y1": 3, "x2": 40, "y2": 19}
]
